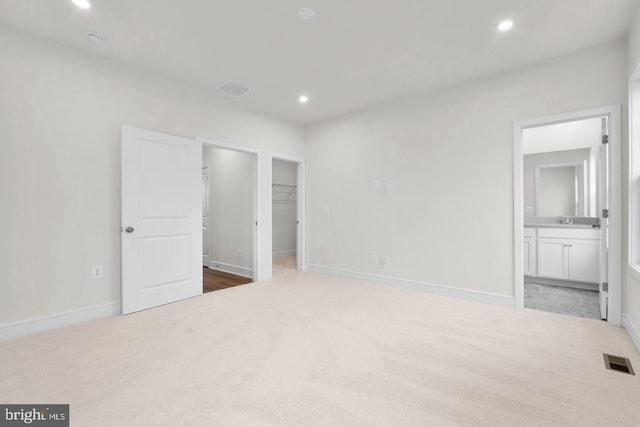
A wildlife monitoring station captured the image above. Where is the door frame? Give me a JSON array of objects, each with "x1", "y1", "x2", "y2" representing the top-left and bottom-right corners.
[
  {"x1": 513, "y1": 105, "x2": 622, "y2": 326},
  {"x1": 269, "y1": 153, "x2": 306, "y2": 273},
  {"x1": 202, "y1": 166, "x2": 210, "y2": 267},
  {"x1": 196, "y1": 136, "x2": 260, "y2": 282}
]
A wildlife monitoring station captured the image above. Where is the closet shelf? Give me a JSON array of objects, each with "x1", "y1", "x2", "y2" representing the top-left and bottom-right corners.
[{"x1": 272, "y1": 183, "x2": 297, "y2": 204}]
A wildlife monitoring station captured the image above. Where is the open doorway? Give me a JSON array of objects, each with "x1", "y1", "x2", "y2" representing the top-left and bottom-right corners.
[
  {"x1": 514, "y1": 106, "x2": 621, "y2": 326},
  {"x1": 271, "y1": 158, "x2": 298, "y2": 277},
  {"x1": 201, "y1": 144, "x2": 256, "y2": 293},
  {"x1": 522, "y1": 117, "x2": 604, "y2": 319}
]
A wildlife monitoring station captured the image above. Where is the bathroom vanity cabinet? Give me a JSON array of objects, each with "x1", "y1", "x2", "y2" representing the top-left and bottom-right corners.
[{"x1": 524, "y1": 227, "x2": 600, "y2": 284}]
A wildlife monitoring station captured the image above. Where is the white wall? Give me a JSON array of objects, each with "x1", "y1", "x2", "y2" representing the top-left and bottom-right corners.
[
  {"x1": 272, "y1": 159, "x2": 297, "y2": 257},
  {"x1": 203, "y1": 147, "x2": 254, "y2": 274},
  {"x1": 625, "y1": 6, "x2": 640, "y2": 349},
  {"x1": 306, "y1": 39, "x2": 626, "y2": 298},
  {"x1": 0, "y1": 26, "x2": 305, "y2": 326}
]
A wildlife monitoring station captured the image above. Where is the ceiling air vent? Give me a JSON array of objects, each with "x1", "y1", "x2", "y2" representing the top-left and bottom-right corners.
[{"x1": 218, "y1": 81, "x2": 251, "y2": 97}]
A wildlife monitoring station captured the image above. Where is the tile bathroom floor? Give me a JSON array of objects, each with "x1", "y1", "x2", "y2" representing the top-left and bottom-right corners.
[{"x1": 524, "y1": 282, "x2": 602, "y2": 320}]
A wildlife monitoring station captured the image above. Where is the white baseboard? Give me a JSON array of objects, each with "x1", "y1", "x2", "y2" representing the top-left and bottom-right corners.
[
  {"x1": 305, "y1": 264, "x2": 515, "y2": 308},
  {"x1": 622, "y1": 314, "x2": 640, "y2": 353},
  {"x1": 206, "y1": 261, "x2": 252, "y2": 278},
  {"x1": 273, "y1": 249, "x2": 296, "y2": 259},
  {"x1": 0, "y1": 301, "x2": 121, "y2": 342}
]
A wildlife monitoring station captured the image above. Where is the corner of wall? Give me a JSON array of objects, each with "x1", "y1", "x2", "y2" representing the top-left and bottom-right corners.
[{"x1": 622, "y1": 314, "x2": 640, "y2": 353}]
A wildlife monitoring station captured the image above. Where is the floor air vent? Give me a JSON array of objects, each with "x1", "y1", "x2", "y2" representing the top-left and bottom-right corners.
[{"x1": 603, "y1": 353, "x2": 635, "y2": 375}]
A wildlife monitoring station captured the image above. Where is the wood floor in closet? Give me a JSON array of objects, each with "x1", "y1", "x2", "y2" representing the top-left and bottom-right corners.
[{"x1": 203, "y1": 267, "x2": 252, "y2": 293}]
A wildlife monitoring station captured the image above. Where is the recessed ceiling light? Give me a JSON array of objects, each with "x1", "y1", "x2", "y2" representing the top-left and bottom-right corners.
[
  {"x1": 299, "y1": 8, "x2": 315, "y2": 20},
  {"x1": 299, "y1": 95, "x2": 309, "y2": 104},
  {"x1": 497, "y1": 19, "x2": 514, "y2": 32},
  {"x1": 86, "y1": 32, "x2": 105, "y2": 44},
  {"x1": 72, "y1": 0, "x2": 91, "y2": 9}
]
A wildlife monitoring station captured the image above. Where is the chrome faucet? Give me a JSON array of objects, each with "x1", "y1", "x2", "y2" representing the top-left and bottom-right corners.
[{"x1": 561, "y1": 217, "x2": 574, "y2": 225}]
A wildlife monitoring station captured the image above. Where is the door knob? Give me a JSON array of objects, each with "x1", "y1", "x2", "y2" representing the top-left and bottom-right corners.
[{"x1": 125, "y1": 226, "x2": 134, "y2": 233}]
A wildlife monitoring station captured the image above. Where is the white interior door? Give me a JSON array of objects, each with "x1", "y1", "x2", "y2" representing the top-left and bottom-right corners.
[
  {"x1": 121, "y1": 126, "x2": 202, "y2": 315},
  {"x1": 598, "y1": 117, "x2": 609, "y2": 320}
]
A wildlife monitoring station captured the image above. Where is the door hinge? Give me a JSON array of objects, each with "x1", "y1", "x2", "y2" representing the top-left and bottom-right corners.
[
  {"x1": 602, "y1": 282, "x2": 609, "y2": 292},
  {"x1": 602, "y1": 134, "x2": 609, "y2": 144},
  {"x1": 602, "y1": 208, "x2": 609, "y2": 218},
  {"x1": 255, "y1": 221, "x2": 258, "y2": 226}
]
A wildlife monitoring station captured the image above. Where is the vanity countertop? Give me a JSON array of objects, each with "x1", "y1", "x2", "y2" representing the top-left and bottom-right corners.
[{"x1": 524, "y1": 223, "x2": 598, "y2": 229}]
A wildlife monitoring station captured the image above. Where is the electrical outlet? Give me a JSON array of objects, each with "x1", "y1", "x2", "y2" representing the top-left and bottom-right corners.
[
  {"x1": 237, "y1": 249, "x2": 244, "y2": 258},
  {"x1": 371, "y1": 179, "x2": 379, "y2": 189},
  {"x1": 380, "y1": 256, "x2": 389, "y2": 272},
  {"x1": 91, "y1": 265, "x2": 103, "y2": 279},
  {"x1": 371, "y1": 255, "x2": 378, "y2": 264}
]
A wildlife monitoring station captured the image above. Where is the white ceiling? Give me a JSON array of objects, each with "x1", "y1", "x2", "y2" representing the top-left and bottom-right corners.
[{"x1": 0, "y1": 0, "x2": 637, "y2": 124}]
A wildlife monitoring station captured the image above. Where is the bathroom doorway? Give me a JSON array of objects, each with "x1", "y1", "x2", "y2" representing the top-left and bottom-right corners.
[{"x1": 514, "y1": 106, "x2": 621, "y2": 325}]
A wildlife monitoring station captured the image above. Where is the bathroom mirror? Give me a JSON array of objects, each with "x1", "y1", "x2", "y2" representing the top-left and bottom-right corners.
[
  {"x1": 523, "y1": 147, "x2": 597, "y2": 219},
  {"x1": 535, "y1": 163, "x2": 586, "y2": 217}
]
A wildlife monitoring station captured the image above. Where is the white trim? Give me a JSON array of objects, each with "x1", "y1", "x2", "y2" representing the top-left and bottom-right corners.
[
  {"x1": 525, "y1": 276, "x2": 599, "y2": 291},
  {"x1": 628, "y1": 68, "x2": 640, "y2": 280},
  {"x1": 205, "y1": 262, "x2": 252, "y2": 279},
  {"x1": 306, "y1": 264, "x2": 515, "y2": 308},
  {"x1": 196, "y1": 136, "x2": 261, "y2": 282},
  {"x1": 0, "y1": 302, "x2": 121, "y2": 342},
  {"x1": 273, "y1": 249, "x2": 297, "y2": 258},
  {"x1": 622, "y1": 314, "x2": 640, "y2": 354},
  {"x1": 513, "y1": 105, "x2": 622, "y2": 327},
  {"x1": 269, "y1": 153, "x2": 306, "y2": 273},
  {"x1": 514, "y1": 123, "x2": 525, "y2": 312},
  {"x1": 630, "y1": 265, "x2": 640, "y2": 284},
  {"x1": 194, "y1": 138, "x2": 260, "y2": 156}
]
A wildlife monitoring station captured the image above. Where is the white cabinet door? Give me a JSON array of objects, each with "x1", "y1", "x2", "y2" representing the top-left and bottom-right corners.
[
  {"x1": 523, "y1": 237, "x2": 537, "y2": 276},
  {"x1": 538, "y1": 238, "x2": 568, "y2": 279},
  {"x1": 568, "y1": 239, "x2": 600, "y2": 283}
]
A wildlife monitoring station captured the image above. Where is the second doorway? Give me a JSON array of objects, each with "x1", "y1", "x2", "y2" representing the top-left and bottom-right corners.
[{"x1": 272, "y1": 158, "x2": 299, "y2": 277}]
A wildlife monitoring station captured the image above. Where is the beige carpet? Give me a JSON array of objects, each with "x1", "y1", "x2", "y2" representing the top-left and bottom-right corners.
[
  {"x1": 1, "y1": 271, "x2": 639, "y2": 426},
  {"x1": 272, "y1": 255, "x2": 297, "y2": 278}
]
